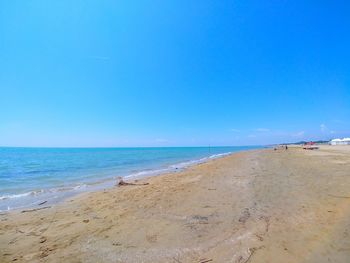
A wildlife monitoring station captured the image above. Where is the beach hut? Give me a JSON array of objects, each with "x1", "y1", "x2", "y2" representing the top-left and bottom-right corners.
[
  {"x1": 330, "y1": 139, "x2": 341, "y2": 145},
  {"x1": 330, "y1": 138, "x2": 350, "y2": 145}
]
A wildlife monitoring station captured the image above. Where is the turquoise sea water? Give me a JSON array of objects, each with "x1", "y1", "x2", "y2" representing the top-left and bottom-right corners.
[{"x1": 0, "y1": 146, "x2": 258, "y2": 211}]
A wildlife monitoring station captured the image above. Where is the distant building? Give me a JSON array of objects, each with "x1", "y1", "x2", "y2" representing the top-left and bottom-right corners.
[{"x1": 330, "y1": 138, "x2": 350, "y2": 145}]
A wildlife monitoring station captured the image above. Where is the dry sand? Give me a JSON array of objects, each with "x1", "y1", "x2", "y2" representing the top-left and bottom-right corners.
[{"x1": 1, "y1": 146, "x2": 350, "y2": 262}]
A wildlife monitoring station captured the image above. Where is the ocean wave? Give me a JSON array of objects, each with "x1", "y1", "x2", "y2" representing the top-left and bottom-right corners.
[
  {"x1": 209, "y1": 152, "x2": 232, "y2": 159},
  {"x1": 125, "y1": 151, "x2": 233, "y2": 180},
  {"x1": 0, "y1": 184, "x2": 89, "y2": 201},
  {"x1": 0, "y1": 190, "x2": 44, "y2": 200}
]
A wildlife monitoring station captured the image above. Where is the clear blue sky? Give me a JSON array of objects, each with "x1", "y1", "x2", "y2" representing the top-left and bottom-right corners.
[{"x1": 1, "y1": 0, "x2": 349, "y2": 147}]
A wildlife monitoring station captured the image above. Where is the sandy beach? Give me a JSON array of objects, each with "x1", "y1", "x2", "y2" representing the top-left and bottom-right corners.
[{"x1": 1, "y1": 146, "x2": 350, "y2": 263}]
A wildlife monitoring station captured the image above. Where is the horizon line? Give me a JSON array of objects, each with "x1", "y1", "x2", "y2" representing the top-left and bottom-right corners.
[{"x1": 0, "y1": 145, "x2": 264, "y2": 149}]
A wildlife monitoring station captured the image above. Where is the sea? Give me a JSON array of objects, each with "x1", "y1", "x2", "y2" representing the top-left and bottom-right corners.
[{"x1": 0, "y1": 146, "x2": 258, "y2": 211}]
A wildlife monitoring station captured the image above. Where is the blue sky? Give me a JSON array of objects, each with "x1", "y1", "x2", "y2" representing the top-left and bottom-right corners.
[{"x1": 1, "y1": 0, "x2": 349, "y2": 147}]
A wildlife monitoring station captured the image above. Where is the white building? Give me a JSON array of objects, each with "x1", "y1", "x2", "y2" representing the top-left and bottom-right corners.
[{"x1": 330, "y1": 138, "x2": 350, "y2": 145}]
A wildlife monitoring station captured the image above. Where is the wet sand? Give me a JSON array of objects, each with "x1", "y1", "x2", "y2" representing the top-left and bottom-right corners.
[{"x1": 1, "y1": 146, "x2": 350, "y2": 262}]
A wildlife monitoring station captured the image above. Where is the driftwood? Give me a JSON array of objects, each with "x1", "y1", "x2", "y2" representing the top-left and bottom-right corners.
[
  {"x1": 117, "y1": 177, "x2": 149, "y2": 187},
  {"x1": 21, "y1": 206, "x2": 51, "y2": 213}
]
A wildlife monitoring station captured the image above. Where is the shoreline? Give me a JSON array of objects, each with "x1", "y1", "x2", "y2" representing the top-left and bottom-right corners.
[
  {"x1": 0, "y1": 148, "x2": 260, "y2": 213},
  {"x1": 1, "y1": 146, "x2": 350, "y2": 262}
]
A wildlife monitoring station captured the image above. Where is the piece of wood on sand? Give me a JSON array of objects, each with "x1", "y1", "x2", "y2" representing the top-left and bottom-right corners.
[{"x1": 117, "y1": 177, "x2": 149, "y2": 187}]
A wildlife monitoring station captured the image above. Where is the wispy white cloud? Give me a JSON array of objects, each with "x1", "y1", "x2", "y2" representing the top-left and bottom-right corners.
[
  {"x1": 230, "y1": 128, "x2": 240, "y2": 132},
  {"x1": 255, "y1": 128, "x2": 270, "y2": 132},
  {"x1": 247, "y1": 134, "x2": 257, "y2": 138},
  {"x1": 320, "y1": 124, "x2": 327, "y2": 133}
]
